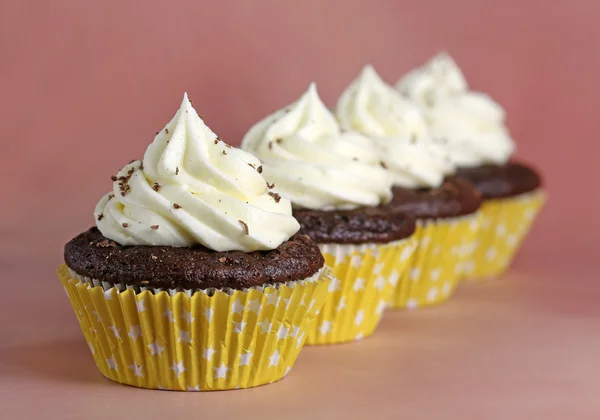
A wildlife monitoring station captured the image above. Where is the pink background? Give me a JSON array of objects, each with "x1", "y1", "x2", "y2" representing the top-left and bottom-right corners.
[{"x1": 1, "y1": 1, "x2": 599, "y2": 418}]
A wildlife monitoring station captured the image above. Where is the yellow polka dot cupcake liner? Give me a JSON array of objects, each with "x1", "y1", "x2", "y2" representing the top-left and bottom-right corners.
[
  {"x1": 463, "y1": 189, "x2": 546, "y2": 280},
  {"x1": 388, "y1": 212, "x2": 482, "y2": 310},
  {"x1": 58, "y1": 264, "x2": 331, "y2": 391},
  {"x1": 306, "y1": 238, "x2": 416, "y2": 345}
]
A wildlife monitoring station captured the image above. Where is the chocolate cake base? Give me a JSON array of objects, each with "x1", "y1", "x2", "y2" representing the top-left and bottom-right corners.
[
  {"x1": 64, "y1": 228, "x2": 324, "y2": 289},
  {"x1": 455, "y1": 161, "x2": 542, "y2": 200},
  {"x1": 386, "y1": 176, "x2": 482, "y2": 220},
  {"x1": 293, "y1": 206, "x2": 415, "y2": 245}
]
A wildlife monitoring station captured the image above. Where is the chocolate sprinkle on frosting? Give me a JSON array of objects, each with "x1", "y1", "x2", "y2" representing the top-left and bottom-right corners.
[
  {"x1": 239, "y1": 220, "x2": 249, "y2": 235},
  {"x1": 173, "y1": 203, "x2": 182, "y2": 209},
  {"x1": 257, "y1": 166, "x2": 263, "y2": 174},
  {"x1": 97, "y1": 213, "x2": 103, "y2": 221},
  {"x1": 266, "y1": 182, "x2": 275, "y2": 189},
  {"x1": 122, "y1": 223, "x2": 129, "y2": 228},
  {"x1": 150, "y1": 225, "x2": 159, "y2": 230},
  {"x1": 268, "y1": 192, "x2": 281, "y2": 203},
  {"x1": 152, "y1": 182, "x2": 161, "y2": 192}
]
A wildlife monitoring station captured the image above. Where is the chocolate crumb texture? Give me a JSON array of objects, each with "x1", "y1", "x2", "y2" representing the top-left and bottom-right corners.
[
  {"x1": 276, "y1": 138, "x2": 283, "y2": 144},
  {"x1": 97, "y1": 213, "x2": 104, "y2": 221},
  {"x1": 380, "y1": 161, "x2": 388, "y2": 169},
  {"x1": 165, "y1": 128, "x2": 169, "y2": 134},
  {"x1": 214, "y1": 139, "x2": 219, "y2": 144},
  {"x1": 122, "y1": 223, "x2": 129, "y2": 228},
  {"x1": 96, "y1": 239, "x2": 116, "y2": 248},
  {"x1": 222, "y1": 150, "x2": 227, "y2": 155},
  {"x1": 175, "y1": 166, "x2": 179, "y2": 175},
  {"x1": 238, "y1": 220, "x2": 249, "y2": 235},
  {"x1": 268, "y1": 192, "x2": 281, "y2": 203},
  {"x1": 64, "y1": 228, "x2": 324, "y2": 288},
  {"x1": 152, "y1": 182, "x2": 161, "y2": 192},
  {"x1": 151, "y1": 225, "x2": 159, "y2": 230},
  {"x1": 173, "y1": 203, "x2": 182, "y2": 209},
  {"x1": 268, "y1": 141, "x2": 273, "y2": 150},
  {"x1": 257, "y1": 165, "x2": 263, "y2": 173},
  {"x1": 266, "y1": 182, "x2": 275, "y2": 189},
  {"x1": 111, "y1": 175, "x2": 117, "y2": 181},
  {"x1": 248, "y1": 163, "x2": 256, "y2": 169}
]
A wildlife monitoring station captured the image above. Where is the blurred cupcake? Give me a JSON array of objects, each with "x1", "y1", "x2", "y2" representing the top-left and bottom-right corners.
[
  {"x1": 336, "y1": 65, "x2": 482, "y2": 309},
  {"x1": 397, "y1": 53, "x2": 545, "y2": 279},
  {"x1": 242, "y1": 83, "x2": 416, "y2": 344},
  {"x1": 59, "y1": 93, "x2": 332, "y2": 391}
]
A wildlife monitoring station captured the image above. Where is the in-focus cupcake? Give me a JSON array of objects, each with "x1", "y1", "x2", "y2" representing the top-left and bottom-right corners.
[
  {"x1": 397, "y1": 53, "x2": 545, "y2": 279},
  {"x1": 242, "y1": 83, "x2": 416, "y2": 344},
  {"x1": 336, "y1": 65, "x2": 482, "y2": 309},
  {"x1": 59, "y1": 93, "x2": 332, "y2": 391}
]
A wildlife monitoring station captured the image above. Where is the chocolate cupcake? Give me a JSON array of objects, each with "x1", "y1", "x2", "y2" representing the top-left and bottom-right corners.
[
  {"x1": 58, "y1": 94, "x2": 332, "y2": 391},
  {"x1": 336, "y1": 65, "x2": 483, "y2": 309},
  {"x1": 242, "y1": 84, "x2": 416, "y2": 344},
  {"x1": 397, "y1": 53, "x2": 545, "y2": 279}
]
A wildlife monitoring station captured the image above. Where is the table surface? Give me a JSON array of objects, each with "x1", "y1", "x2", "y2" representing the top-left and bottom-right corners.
[{"x1": 1, "y1": 216, "x2": 599, "y2": 420}]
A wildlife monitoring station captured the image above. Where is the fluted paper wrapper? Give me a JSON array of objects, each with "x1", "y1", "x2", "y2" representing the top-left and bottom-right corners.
[
  {"x1": 388, "y1": 212, "x2": 482, "y2": 310},
  {"x1": 464, "y1": 189, "x2": 546, "y2": 280},
  {"x1": 306, "y1": 238, "x2": 416, "y2": 345},
  {"x1": 58, "y1": 264, "x2": 331, "y2": 391}
]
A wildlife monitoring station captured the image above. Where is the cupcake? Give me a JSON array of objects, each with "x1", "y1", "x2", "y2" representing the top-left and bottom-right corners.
[
  {"x1": 336, "y1": 65, "x2": 482, "y2": 309},
  {"x1": 242, "y1": 83, "x2": 416, "y2": 344},
  {"x1": 396, "y1": 53, "x2": 545, "y2": 279},
  {"x1": 59, "y1": 93, "x2": 332, "y2": 391}
]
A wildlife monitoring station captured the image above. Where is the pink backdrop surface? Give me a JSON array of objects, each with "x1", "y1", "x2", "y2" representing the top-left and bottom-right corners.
[{"x1": 1, "y1": 1, "x2": 599, "y2": 419}]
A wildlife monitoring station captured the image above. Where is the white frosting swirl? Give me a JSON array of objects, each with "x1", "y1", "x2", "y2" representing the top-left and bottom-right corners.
[
  {"x1": 335, "y1": 65, "x2": 454, "y2": 188},
  {"x1": 242, "y1": 83, "x2": 392, "y2": 210},
  {"x1": 396, "y1": 53, "x2": 468, "y2": 104},
  {"x1": 336, "y1": 65, "x2": 431, "y2": 139},
  {"x1": 396, "y1": 53, "x2": 515, "y2": 167},
  {"x1": 376, "y1": 137, "x2": 454, "y2": 189},
  {"x1": 94, "y1": 93, "x2": 300, "y2": 251}
]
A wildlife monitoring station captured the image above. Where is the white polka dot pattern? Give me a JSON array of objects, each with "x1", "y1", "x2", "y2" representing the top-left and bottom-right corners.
[{"x1": 464, "y1": 190, "x2": 545, "y2": 279}]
